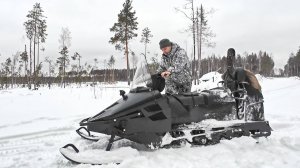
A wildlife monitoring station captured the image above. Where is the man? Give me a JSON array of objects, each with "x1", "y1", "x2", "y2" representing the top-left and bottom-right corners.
[
  {"x1": 222, "y1": 48, "x2": 264, "y2": 121},
  {"x1": 157, "y1": 39, "x2": 192, "y2": 94}
]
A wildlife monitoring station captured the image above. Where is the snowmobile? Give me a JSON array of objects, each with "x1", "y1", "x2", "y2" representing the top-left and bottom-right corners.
[{"x1": 60, "y1": 60, "x2": 272, "y2": 165}]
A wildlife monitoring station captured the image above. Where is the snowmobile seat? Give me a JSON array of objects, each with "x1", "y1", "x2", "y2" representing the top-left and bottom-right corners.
[
  {"x1": 182, "y1": 92, "x2": 199, "y2": 96},
  {"x1": 173, "y1": 93, "x2": 207, "y2": 106}
]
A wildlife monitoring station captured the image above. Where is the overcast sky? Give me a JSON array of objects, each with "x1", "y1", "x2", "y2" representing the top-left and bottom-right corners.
[{"x1": 1, "y1": 0, "x2": 300, "y2": 70}]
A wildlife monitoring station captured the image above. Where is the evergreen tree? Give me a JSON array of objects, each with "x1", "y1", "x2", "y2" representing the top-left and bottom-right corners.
[
  {"x1": 109, "y1": 0, "x2": 138, "y2": 85},
  {"x1": 20, "y1": 45, "x2": 29, "y2": 77},
  {"x1": 57, "y1": 46, "x2": 69, "y2": 88},
  {"x1": 108, "y1": 55, "x2": 116, "y2": 82},
  {"x1": 24, "y1": 3, "x2": 47, "y2": 88},
  {"x1": 71, "y1": 52, "x2": 81, "y2": 73},
  {"x1": 140, "y1": 27, "x2": 153, "y2": 59},
  {"x1": 24, "y1": 3, "x2": 47, "y2": 75},
  {"x1": 260, "y1": 52, "x2": 274, "y2": 76}
]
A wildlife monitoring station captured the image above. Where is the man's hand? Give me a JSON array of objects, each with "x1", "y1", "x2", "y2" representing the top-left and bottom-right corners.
[{"x1": 161, "y1": 71, "x2": 171, "y2": 78}]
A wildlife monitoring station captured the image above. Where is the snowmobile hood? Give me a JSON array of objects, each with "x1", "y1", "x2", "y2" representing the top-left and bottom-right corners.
[{"x1": 88, "y1": 89, "x2": 162, "y2": 122}]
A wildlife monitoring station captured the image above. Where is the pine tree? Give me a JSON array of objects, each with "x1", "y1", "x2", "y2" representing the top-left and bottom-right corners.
[
  {"x1": 109, "y1": 0, "x2": 138, "y2": 85},
  {"x1": 140, "y1": 27, "x2": 153, "y2": 59},
  {"x1": 24, "y1": 3, "x2": 47, "y2": 88},
  {"x1": 108, "y1": 55, "x2": 116, "y2": 82},
  {"x1": 20, "y1": 45, "x2": 29, "y2": 77},
  {"x1": 57, "y1": 46, "x2": 69, "y2": 88},
  {"x1": 71, "y1": 52, "x2": 81, "y2": 73}
]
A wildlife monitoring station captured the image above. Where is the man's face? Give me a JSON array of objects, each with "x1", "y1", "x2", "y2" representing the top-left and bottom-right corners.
[
  {"x1": 227, "y1": 54, "x2": 235, "y2": 68},
  {"x1": 161, "y1": 46, "x2": 172, "y2": 55}
]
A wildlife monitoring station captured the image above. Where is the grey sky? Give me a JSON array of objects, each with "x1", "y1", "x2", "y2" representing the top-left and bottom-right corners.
[{"x1": 0, "y1": 0, "x2": 300, "y2": 70}]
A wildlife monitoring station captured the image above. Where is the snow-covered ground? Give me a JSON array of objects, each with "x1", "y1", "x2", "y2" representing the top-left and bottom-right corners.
[{"x1": 1, "y1": 77, "x2": 300, "y2": 168}]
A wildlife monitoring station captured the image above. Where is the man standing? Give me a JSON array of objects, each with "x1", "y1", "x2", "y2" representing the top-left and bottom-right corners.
[
  {"x1": 157, "y1": 39, "x2": 192, "y2": 94},
  {"x1": 222, "y1": 48, "x2": 264, "y2": 121}
]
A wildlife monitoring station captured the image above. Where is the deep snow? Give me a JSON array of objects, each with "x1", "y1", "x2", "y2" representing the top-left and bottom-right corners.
[{"x1": 0, "y1": 77, "x2": 300, "y2": 168}]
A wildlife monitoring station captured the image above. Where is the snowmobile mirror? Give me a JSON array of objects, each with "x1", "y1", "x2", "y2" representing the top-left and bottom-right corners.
[{"x1": 119, "y1": 90, "x2": 128, "y2": 100}]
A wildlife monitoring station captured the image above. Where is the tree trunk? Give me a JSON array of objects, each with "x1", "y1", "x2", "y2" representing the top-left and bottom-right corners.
[
  {"x1": 33, "y1": 24, "x2": 37, "y2": 88},
  {"x1": 29, "y1": 38, "x2": 32, "y2": 89},
  {"x1": 78, "y1": 58, "x2": 81, "y2": 85},
  {"x1": 125, "y1": 36, "x2": 130, "y2": 85},
  {"x1": 191, "y1": 0, "x2": 196, "y2": 85},
  {"x1": 196, "y1": 8, "x2": 200, "y2": 85},
  {"x1": 37, "y1": 37, "x2": 40, "y2": 75},
  {"x1": 144, "y1": 43, "x2": 147, "y2": 59},
  {"x1": 63, "y1": 56, "x2": 65, "y2": 88}
]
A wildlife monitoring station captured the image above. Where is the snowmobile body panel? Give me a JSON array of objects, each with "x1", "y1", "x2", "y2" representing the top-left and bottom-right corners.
[{"x1": 80, "y1": 87, "x2": 238, "y2": 146}]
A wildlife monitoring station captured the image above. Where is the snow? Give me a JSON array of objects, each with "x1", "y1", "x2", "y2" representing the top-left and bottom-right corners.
[
  {"x1": 1, "y1": 77, "x2": 300, "y2": 168},
  {"x1": 193, "y1": 71, "x2": 223, "y2": 91}
]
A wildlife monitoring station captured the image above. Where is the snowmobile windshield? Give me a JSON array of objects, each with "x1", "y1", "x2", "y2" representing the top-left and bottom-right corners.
[{"x1": 130, "y1": 57, "x2": 152, "y2": 89}]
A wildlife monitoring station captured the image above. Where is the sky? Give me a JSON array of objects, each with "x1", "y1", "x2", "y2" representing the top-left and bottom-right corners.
[{"x1": 0, "y1": 0, "x2": 300, "y2": 71}]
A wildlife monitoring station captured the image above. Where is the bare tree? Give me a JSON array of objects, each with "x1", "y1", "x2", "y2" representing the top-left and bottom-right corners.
[
  {"x1": 44, "y1": 56, "x2": 53, "y2": 77},
  {"x1": 59, "y1": 27, "x2": 71, "y2": 49},
  {"x1": 175, "y1": 0, "x2": 196, "y2": 84},
  {"x1": 103, "y1": 59, "x2": 107, "y2": 83},
  {"x1": 196, "y1": 5, "x2": 215, "y2": 83},
  {"x1": 11, "y1": 52, "x2": 21, "y2": 88}
]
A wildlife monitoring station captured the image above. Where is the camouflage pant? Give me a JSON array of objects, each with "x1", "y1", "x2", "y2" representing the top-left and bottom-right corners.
[
  {"x1": 165, "y1": 79, "x2": 191, "y2": 94},
  {"x1": 246, "y1": 96, "x2": 265, "y2": 121}
]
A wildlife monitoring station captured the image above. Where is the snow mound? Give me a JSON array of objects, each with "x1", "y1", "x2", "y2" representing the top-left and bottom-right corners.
[
  {"x1": 192, "y1": 71, "x2": 223, "y2": 91},
  {"x1": 289, "y1": 76, "x2": 300, "y2": 80},
  {"x1": 255, "y1": 74, "x2": 265, "y2": 82}
]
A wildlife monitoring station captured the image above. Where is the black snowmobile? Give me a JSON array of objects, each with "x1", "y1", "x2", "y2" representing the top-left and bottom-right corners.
[{"x1": 60, "y1": 60, "x2": 272, "y2": 164}]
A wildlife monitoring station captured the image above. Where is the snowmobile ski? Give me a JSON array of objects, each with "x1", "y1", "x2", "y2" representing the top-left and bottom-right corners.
[{"x1": 59, "y1": 144, "x2": 122, "y2": 165}]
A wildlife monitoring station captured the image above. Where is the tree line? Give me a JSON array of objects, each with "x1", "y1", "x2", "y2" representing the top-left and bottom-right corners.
[
  {"x1": 284, "y1": 47, "x2": 300, "y2": 77},
  {"x1": 0, "y1": 0, "x2": 296, "y2": 90},
  {"x1": 194, "y1": 51, "x2": 276, "y2": 76}
]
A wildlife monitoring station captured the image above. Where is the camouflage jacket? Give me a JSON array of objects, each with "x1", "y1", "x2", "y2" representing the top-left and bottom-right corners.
[{"x1": 157, "y1": 43, "x2": 192, "y2": 85}]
